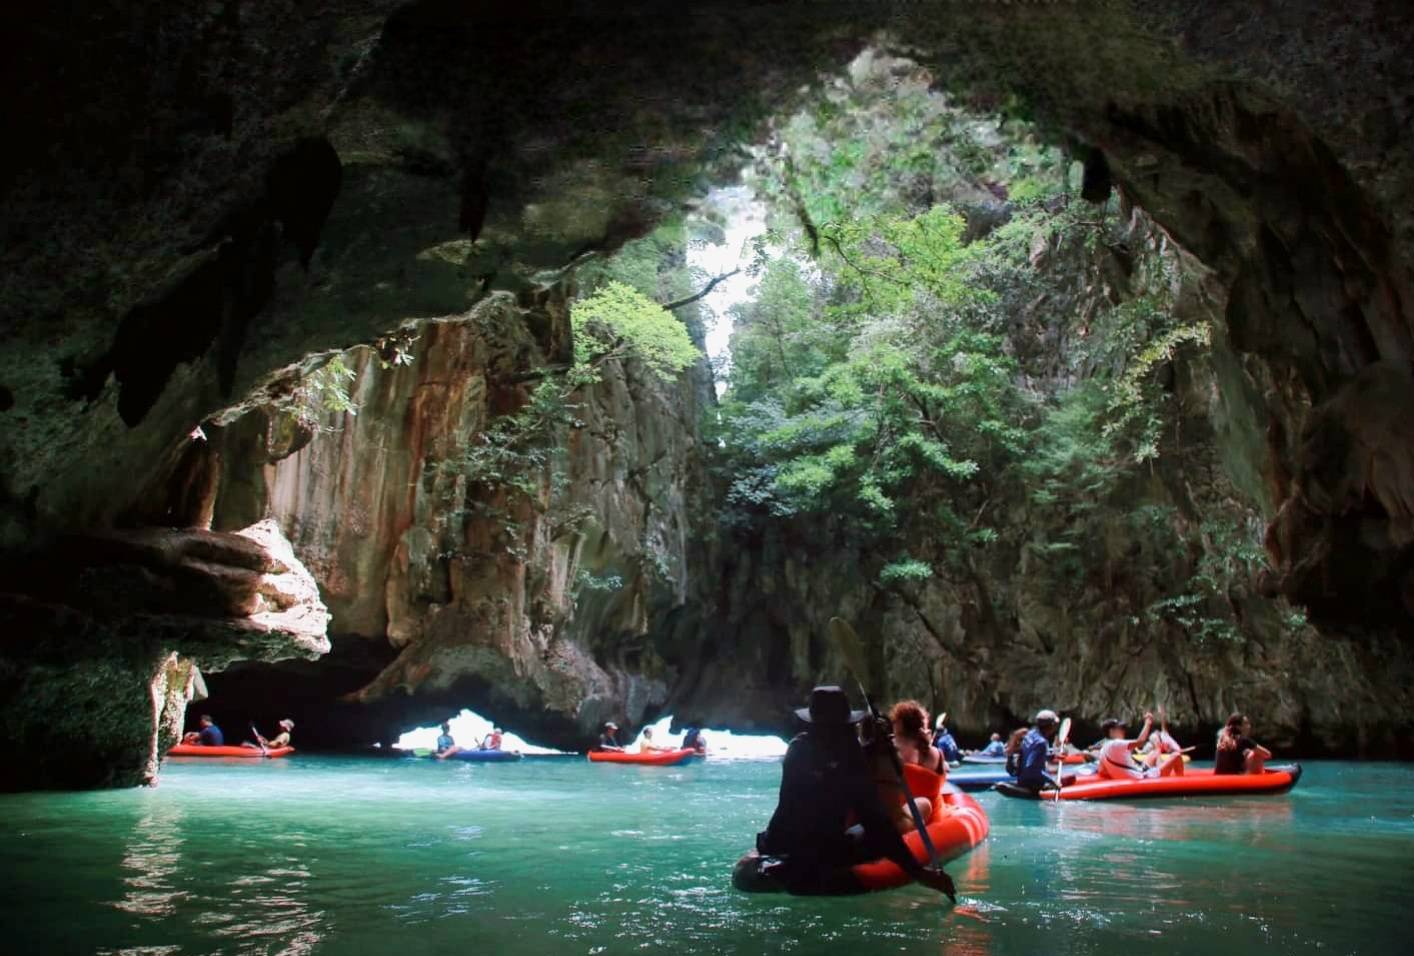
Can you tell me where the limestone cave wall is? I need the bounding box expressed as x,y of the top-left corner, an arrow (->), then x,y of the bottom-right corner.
2,1 -> 1413,782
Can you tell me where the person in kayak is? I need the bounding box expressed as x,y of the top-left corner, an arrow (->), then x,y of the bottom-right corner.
976,733 -> 1006,758
595,722 -> 625,752
931,716 -> 961,764
1138,713 -> 1183,768
244,718 -> 294,750
480,727 -> 504,750
754,686 -> 956,900
1013,710 -> 1060,791
1094,714 -> 1184,780
638,727 -> 668,753
885,700 -> 947,830
1003,726 -> 1029,776
682,727 -> 706,753
1214,713 -> 1272,774
433,722 -> 462,760
182,714 -> 224,746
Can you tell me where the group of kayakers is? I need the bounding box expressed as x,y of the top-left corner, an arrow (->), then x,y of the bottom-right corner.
592,721 -> 709,755
744,684 -> 1282,897
432,722 -> 506,760
180,714 -> 294,750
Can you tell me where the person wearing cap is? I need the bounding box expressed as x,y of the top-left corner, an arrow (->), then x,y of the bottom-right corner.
752,686 -> 956,899
1095,713 -> 1184,780
480,726 -> 504,751
1014,710 -> 1061,791
931,715 -> 961,764
595,721 -> 624,752
244,718 -> 294,750
433,722 -> 461,759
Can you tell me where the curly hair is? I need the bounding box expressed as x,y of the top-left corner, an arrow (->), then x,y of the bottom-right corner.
889,700 -> 932,752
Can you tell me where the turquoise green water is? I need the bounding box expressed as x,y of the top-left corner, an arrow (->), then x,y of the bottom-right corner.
2,758 -> 1409,955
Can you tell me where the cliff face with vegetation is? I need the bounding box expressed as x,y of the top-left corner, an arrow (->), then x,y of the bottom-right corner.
203,285 -> 715,747
2,1 -> 1413,784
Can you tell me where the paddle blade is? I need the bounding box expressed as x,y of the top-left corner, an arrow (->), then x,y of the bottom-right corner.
1057,717 -> 1072,748
827,617 -> 869,683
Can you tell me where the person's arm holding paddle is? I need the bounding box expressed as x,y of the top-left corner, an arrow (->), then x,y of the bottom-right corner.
828,619 -> 956,902
847,767 -> 956,901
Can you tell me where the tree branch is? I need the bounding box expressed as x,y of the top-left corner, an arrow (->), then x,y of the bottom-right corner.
662,268 -> 742,311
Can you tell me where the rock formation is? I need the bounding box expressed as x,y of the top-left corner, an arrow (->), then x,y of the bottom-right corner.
0,520 -> 328,789
2,1 -> 1413,783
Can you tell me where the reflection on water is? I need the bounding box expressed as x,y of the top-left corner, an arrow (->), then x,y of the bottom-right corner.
103,799 -> 324,956
112,804 -> 187,918
4,759 -> 1410,955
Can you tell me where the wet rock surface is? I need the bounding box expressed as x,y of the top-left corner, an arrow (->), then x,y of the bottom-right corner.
0,521 -> 328,790
2,2 -> 1413,781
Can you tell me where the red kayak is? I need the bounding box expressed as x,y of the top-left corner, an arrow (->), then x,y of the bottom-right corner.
996,764 -> 1302,801
733,764 -> 989,894
587,748 -> 700,766
167,744 -> 295,758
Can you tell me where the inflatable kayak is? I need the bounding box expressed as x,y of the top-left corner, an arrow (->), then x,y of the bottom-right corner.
950,765 -> 1096,792
732,764 -> 989,895
588,748 -> 700,766
435,749 -> 522,763
167,744 -> 294,758
994,763 -> 1302,801
963,752 -> 1088,766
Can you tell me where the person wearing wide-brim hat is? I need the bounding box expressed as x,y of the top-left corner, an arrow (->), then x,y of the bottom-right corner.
741,686 -> 955,899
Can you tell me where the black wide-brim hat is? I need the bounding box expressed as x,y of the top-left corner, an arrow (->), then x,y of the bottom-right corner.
795,685 -> 869,725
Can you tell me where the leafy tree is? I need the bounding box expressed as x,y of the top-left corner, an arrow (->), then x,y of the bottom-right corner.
570,281 -> 701,384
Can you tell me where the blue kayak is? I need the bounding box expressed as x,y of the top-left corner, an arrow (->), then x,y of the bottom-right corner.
949,766 -> 1097,792
435,749 -> 522,763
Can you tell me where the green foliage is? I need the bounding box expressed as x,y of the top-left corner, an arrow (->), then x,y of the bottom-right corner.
879,558 -> 934,585
575,569 -> 624,593
571,281 -> 701,383
303,354 -> 359,418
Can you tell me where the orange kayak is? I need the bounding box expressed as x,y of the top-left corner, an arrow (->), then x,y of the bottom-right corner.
168,744 -> 295,758
996,764 -> 1302,801
587,748 -> 700,766
733,764 -> 989,894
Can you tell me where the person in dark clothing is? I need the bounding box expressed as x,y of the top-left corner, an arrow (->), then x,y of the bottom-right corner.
682,727 -> 705,753
1214,713 -> 1271,774
183,714 -> 224,747
595,722 -> 624,752
752,686 -> 955,899
1013,709 -> 1060,791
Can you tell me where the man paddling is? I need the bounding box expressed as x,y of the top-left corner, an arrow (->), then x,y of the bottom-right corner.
1013,709 -> 1061,792
753,686 -> 956,899
1094,713 -> 1184,780
931,716 -> 961,764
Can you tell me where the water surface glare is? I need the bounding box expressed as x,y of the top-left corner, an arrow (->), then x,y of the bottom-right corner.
2,758 -> 1409,954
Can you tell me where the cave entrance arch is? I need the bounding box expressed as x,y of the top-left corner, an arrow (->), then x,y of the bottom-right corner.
4,0 -> 1412,786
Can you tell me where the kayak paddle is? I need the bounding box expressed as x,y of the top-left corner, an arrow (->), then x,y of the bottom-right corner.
828,617 -> 950,898
1051,716 -> 1072,800
250,722 -> 269,757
